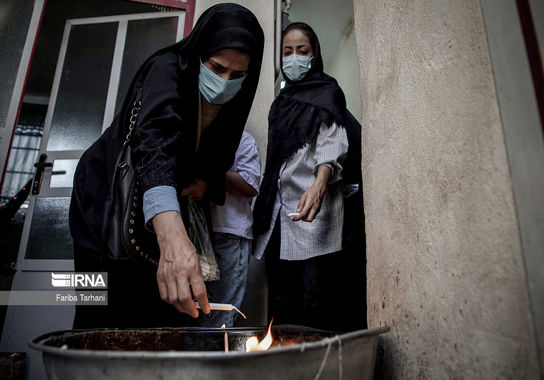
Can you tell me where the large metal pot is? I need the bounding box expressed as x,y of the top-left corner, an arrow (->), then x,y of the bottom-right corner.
30,325 -> 389,380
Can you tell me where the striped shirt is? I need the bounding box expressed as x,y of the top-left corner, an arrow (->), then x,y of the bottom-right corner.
253,122 -> 348,261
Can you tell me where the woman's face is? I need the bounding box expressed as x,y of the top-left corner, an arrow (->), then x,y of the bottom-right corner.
202,48 -> 250,80
282,29 -> 313,58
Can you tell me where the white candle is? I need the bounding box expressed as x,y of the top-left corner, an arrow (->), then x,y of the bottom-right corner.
222,324 -> 228,352
195,302 -> 247,319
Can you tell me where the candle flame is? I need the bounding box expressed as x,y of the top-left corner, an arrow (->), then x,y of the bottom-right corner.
245,319 -> 273,352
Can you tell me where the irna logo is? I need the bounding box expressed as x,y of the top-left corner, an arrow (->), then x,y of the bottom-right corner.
51,273 -> 107,288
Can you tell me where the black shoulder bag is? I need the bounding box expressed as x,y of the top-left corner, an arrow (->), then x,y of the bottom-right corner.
100,89 -> 220,281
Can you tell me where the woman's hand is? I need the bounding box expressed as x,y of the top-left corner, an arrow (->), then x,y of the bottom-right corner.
293,165 -> 331,222
152,210 -> 210,317
180,178 -> 207,201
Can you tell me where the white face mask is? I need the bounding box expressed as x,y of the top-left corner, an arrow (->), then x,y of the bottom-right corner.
198,61 -> 246,104
282,54 -> 313,81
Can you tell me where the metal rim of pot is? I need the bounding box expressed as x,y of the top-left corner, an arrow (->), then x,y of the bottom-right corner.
29,326 -> 390,359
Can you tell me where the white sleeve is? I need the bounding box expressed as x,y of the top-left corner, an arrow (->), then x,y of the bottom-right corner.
313,122 -> 348,184
232,133 -> 261,193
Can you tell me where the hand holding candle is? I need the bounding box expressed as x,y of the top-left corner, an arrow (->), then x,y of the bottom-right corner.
194,302 -> 247,319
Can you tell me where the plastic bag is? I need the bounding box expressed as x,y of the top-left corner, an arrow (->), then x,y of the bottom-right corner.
185,198 -> 220,281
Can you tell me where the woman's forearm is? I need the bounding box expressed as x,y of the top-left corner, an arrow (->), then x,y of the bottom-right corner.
152,211 -> 192,249
293,165 -> 331,222
313,164 -> 331,192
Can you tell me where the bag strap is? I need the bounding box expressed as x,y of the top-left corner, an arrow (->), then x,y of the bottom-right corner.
100,88 -> 143,263
124,88 -> 143,146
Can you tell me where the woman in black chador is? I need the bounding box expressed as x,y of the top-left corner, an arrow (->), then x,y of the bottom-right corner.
253,22 -> 366,332
69,3 -> 264,328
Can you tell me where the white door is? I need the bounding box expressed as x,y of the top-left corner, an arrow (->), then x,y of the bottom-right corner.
1,11 -> 186,380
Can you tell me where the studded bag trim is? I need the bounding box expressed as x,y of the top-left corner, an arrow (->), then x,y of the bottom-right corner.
100,88 -> 159,272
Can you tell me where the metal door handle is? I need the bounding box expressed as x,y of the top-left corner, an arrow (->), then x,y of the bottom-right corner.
32,153 -> 53,195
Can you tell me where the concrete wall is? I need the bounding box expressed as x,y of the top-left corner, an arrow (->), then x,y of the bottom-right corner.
327,17 -> 362,122
352,0 -> 541,378
194,0 -> 275,327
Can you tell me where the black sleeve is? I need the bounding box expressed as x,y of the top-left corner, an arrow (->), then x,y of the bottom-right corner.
131,53 -> 196,194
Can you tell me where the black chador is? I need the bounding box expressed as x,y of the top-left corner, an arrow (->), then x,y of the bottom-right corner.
69,3 -> 264,328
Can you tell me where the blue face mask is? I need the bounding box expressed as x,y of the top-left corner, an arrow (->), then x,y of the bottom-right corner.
282,54 -> 313,81
198,61 -> 246,104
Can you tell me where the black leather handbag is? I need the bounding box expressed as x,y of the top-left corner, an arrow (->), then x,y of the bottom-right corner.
100,88 -> 156,270
100,89 -> 219,280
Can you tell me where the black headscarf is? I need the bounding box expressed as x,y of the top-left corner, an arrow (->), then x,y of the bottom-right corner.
70,3 -> 264,256
253,22 -> 350,235
126,3 -> 265,197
